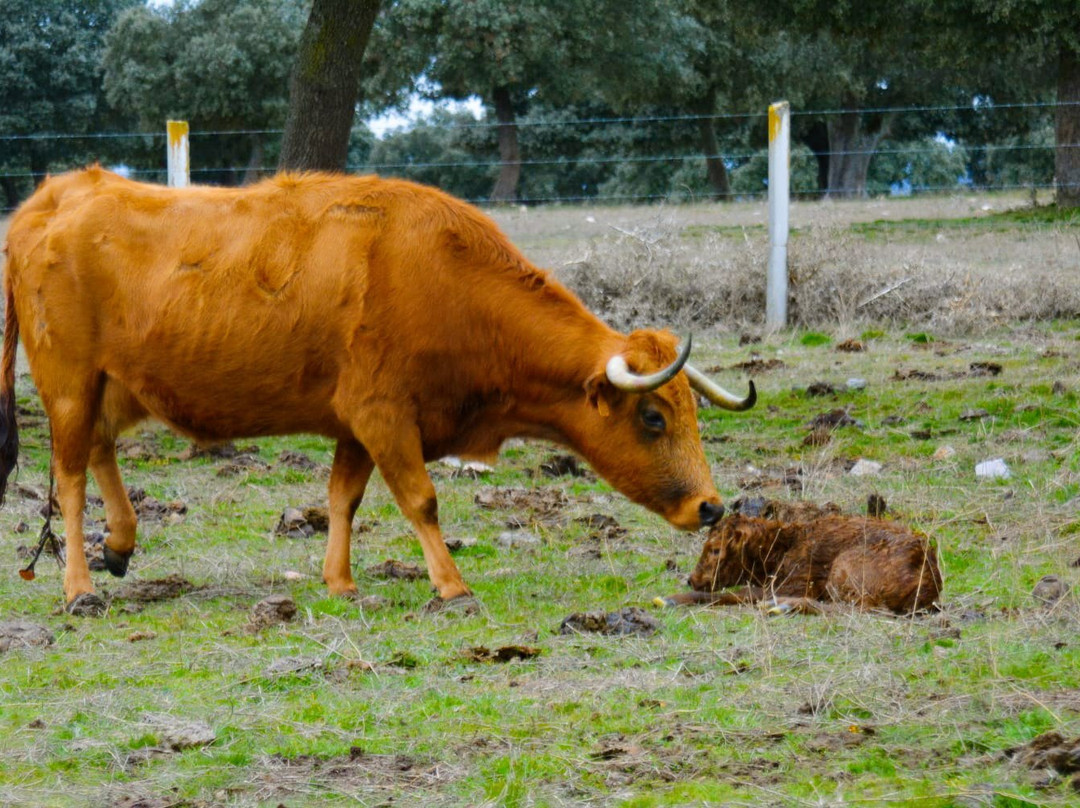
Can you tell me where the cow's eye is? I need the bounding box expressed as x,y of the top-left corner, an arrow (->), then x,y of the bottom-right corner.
641,408 -> 666,433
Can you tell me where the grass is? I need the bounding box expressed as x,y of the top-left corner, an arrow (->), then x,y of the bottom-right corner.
2,195 -> 1080,806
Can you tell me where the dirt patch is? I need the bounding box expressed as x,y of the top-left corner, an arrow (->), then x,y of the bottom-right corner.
277,449 -> 322,471
464,645 -> 542,663
127,488 -> 187,524
475,486 -> 570,526
724,357 -> 785,375
275,505 -> 330,538
736,466 -> 805,494
539,453 -> 592,479
248,595 -> 297,630
575,513 -> 628,541
366,559 -> 425,581
139,712 -> 216,751
178,441 -> 259,461
215,453 -> 270,476
1006,732 -> 1080,790
836,338 -> 866,352
559,607 -> 659,636
253,747 -> 461,801
0,620 -> 53,653
114,574 -> 201,603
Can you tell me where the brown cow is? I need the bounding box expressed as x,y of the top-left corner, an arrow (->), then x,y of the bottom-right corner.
658,513 -> 942,614
1,168 -> 755,613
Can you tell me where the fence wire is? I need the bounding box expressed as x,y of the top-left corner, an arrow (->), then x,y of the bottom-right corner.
1,100 -> 1075,213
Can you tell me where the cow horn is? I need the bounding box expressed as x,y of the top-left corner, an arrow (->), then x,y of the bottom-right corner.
684,364 -> 757,411
605,335 -> 693,392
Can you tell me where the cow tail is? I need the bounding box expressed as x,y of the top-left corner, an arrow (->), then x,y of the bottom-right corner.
0,277 -> 20,506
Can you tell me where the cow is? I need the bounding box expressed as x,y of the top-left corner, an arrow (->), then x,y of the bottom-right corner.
657,513 -> 942,615
1,167 -> 755,614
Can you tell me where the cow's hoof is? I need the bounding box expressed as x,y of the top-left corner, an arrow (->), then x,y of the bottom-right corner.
103,546 -> 131,578
424,594 -> 479,615
66,593 -> 108,617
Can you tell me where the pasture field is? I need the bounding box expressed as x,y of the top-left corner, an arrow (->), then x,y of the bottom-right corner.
1,194 -> 1080,807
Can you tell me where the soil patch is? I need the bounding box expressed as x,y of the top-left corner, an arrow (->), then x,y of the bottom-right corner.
179,441 -> 259,461
559,607 -> 659,636
114,574 -> 202,603
0,620 -> 53,653
275,505 -> 330,538
127,488 -> 187,523
248,594 -> 297,630
575,513 -> 627,541
464,645 -> 542,663
366,559 -> 425,581
475,486 -> 570,526
539,453 -> 593,479
253,747 -> 461,801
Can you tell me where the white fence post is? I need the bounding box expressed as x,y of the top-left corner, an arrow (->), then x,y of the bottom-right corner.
166,120 -> 189,188
766,101 -> 790,328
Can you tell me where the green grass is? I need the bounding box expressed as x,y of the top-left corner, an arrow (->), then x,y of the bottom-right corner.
1,321 -> 1079,804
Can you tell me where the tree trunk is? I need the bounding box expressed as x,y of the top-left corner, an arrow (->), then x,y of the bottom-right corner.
802,121 -> 830,197
29,145 -> 49,189
279,0 -> 380,173
490,85 -> 521,203
1056,45 -> 1080,208
1,176 -> 20,211
825,111 -> 892,198
243,135 -> 265,185
697,116 -> 730,200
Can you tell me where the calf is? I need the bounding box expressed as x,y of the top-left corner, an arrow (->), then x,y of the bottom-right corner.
659,513 -> 942,614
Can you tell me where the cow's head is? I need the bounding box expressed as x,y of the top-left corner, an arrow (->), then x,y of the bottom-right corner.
577,330 -> 755,531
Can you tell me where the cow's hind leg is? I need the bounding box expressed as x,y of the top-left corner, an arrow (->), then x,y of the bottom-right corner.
323,438 -> 375,596
45,390 -> 102,613
90,438 -> 137,577
90,380 -> 148,577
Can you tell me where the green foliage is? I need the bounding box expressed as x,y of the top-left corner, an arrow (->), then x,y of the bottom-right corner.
868,137 -> 971,194
732,144 -> 821,197
799,332 -> 832,346
0,0 -> 140,203
101,0 -> 304,184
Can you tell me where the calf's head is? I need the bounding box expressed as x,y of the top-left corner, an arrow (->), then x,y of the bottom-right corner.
688,515 -> 784,591
577,330 -> 754,531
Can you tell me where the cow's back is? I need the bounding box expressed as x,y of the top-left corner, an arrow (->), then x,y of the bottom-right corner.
4,168 -> 570,444
5,170 -> 399,439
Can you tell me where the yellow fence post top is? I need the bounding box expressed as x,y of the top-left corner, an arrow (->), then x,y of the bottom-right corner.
768,101 -> 789,143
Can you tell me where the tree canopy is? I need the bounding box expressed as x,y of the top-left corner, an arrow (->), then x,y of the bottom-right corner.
1,0 -> 1076,207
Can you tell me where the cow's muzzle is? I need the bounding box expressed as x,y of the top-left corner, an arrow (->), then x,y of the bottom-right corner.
699,500 -> 725,527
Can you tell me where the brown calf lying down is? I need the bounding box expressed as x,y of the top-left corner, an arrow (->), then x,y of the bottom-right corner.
659,513 -> 942,614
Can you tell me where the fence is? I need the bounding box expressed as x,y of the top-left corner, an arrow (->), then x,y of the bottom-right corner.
0,99 -> 1072,213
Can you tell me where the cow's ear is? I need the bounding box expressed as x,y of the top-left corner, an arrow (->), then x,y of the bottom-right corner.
584,372 -> 613,418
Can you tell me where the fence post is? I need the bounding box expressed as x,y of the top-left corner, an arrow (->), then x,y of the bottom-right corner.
766,101 -> 790,328
166,120 -> 189,188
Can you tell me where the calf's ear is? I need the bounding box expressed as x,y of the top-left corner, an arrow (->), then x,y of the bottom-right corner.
584,372 -> 614,418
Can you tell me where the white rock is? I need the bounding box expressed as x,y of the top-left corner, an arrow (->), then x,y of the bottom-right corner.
846,378 -> 867,391
849,459 -> 882,476
976,458 -> 1011,479
283,570 -> 306,581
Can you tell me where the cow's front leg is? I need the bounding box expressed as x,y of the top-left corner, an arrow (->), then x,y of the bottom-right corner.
323,438 -> 375,596
357,418 -> 471,601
